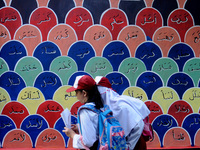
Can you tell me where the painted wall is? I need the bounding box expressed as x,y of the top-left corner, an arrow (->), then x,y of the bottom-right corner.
0,0 -> 200,149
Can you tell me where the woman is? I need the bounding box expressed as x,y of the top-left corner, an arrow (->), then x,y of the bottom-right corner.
62,75 -> 103,150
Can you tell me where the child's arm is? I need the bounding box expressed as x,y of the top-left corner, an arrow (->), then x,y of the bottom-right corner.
62,127 -> 76,138
71,124 -> 79,134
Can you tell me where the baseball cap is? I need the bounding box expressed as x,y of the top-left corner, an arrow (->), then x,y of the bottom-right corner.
95,76 -> 112,88
66,75 -> 96,92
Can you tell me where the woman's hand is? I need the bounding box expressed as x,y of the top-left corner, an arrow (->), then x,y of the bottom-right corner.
62,127 -> 76,138
71,124 -> 79,134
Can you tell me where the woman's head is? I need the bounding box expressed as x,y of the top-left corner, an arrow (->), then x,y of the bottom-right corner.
66,75 -> 103,109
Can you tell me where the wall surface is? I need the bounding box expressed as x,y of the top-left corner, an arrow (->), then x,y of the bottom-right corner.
0,0 -> 200,149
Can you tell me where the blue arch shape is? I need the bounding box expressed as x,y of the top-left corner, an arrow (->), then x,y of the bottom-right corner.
34,71 -> 62,100
0,115 -> 16,147
168,43 -> 195,72
136,71 -> 163,99
152,114 -> 178,147
105,72 -> 130,95
135,41 -> 162,71
68,41 -> 95,71
54,117 -> 69,147
54,116 -> 77,147
167,72 -> 194,99
67,71 -> 91,86
33,41 -> 61,71
20,114 -> 49,148
182,113 -> 200,146
102,41 -> 130,71
0,71 -> 26,100
0,40 -> 27,71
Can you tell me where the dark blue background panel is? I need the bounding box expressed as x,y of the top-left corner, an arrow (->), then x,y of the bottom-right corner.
48,0 -> 75,23
152,0 -> 178,26
83,0 -> 110,24
11,0 -> 37,24
119,0 -> 145,25
185,0 -> 200,25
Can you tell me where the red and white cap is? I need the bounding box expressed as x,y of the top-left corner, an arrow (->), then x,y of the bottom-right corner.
94,76 -> 112,88
66,75 -> 96,92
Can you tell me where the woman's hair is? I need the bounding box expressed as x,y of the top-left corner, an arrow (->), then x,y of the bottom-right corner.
79,84 -> 103,109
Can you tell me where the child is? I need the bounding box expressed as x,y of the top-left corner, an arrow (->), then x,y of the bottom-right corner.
95,76 -> 150,150
62,75 -> 103,149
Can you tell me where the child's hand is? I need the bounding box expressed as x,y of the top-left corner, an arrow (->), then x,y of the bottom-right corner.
62,127 -> 76,138
71,124 -> 79,134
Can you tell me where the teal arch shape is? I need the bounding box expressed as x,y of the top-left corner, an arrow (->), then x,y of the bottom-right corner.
84,56 -> 113,78
0,58 -> 9,76
183,58 -> 200,87
14,56 -> 43,86
118,57 -> 146,86
152,57 -> 179,86
50,56 -> 78,85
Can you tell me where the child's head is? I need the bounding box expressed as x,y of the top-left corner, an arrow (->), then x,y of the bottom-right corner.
95,76 -> 112,88
66,75 -> 103,109
66,75 -> 96,92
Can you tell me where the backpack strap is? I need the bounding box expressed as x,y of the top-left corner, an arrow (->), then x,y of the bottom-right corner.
102,109 -> 112,116
77,104 -> 101,150
77,104 -> 101,134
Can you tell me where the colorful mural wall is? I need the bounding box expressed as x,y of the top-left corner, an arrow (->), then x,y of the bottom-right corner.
0,0 -> 200,149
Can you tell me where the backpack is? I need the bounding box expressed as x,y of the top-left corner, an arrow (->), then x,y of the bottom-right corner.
77,104 -> 127,150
